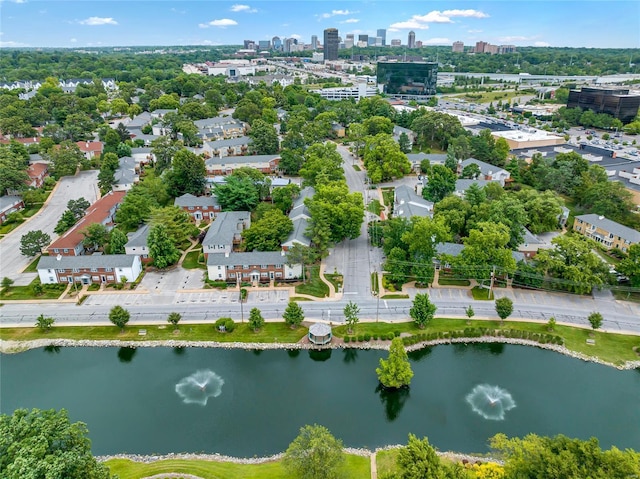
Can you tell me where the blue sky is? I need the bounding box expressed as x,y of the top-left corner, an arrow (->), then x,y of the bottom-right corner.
1,0 -> 638,49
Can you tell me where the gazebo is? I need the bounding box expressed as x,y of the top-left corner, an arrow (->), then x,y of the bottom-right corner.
308,323 -> 332,345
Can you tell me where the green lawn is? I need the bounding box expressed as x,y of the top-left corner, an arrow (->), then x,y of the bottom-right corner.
352,164 -> 361,171
613,290 -> 640,303
295,266 -> 329,298
0,278 -> 66,301
438,275 -> 471,287
325,273 -> 343,292
371,272 -> 379,295
367,199 -> 382,216
105,454 -> 370,479
377,449 -> 400,477
381,188 -> 394,208
183,249 -> 206,269
0,322 -> 308,344
381,294 -> 410,299
471,286 -> 493,300
23,255 -> 44,273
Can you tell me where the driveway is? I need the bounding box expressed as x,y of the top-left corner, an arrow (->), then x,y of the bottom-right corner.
0,171 -> 99,285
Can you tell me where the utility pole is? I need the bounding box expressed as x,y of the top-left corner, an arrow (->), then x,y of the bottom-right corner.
375,268 -> 380,323
489,265 -> 496,300
239,283 -> 244,323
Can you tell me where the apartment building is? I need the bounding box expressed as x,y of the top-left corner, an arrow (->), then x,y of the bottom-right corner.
573,214 -> 640,252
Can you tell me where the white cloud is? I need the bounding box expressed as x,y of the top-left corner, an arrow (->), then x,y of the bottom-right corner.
413,11 -> 453,23
340,18 -> 360,24
199,18 -> 238,28
468,29 -> 483,34
318,9 -> 358,19
70,38 -> 77,43
79,17 -> 118,26
390,9 -> 489,30
0,40 -> 29,47
290,33 -> 302,39
534,41 -> 550,47
230,4 -> 257,13
442,9 -> 489,18
422,37 -> 451,45
389,19 -> 430,30
171,7 -> 186,14
498,35 -> 530,42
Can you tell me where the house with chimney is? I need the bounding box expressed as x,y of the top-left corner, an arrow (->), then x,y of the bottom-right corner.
124,224 -> 152,262
282,186 -> 314,251
393,184 -> 433,220
458,158 -> 510,185
47,191 -> 126,256
76,141 -> 104,161
26,162 -> 49,188
201,211 -> 251,257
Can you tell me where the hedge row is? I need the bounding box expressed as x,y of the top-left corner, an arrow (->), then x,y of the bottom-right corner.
401,328 -> 564,346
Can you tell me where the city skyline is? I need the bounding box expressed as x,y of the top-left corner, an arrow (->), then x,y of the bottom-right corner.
0,0 -> 638,49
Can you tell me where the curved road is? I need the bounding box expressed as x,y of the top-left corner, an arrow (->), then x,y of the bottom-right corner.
0,171 -> 99,285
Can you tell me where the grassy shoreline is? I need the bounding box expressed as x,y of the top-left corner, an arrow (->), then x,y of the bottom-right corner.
1,318 -> 639,366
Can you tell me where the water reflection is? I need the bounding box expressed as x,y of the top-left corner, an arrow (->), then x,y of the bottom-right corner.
407,346 -> 432,362
43,345 -> 61,354
173,347 -> 186,356
376,384 -> 410,422
343,348 -> 358,364
309,349 -> 332,362
287,349 -> 300,358
117,347 -> 137,363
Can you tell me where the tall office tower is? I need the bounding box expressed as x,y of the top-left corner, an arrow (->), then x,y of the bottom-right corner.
258,40 -> 271,50
452,41 -> 464,53
272,36 -> 282,51
408,31 -> 416,48
377,28 -> 386,46
391,39 -> 401,46
377,62 -> 438,97
243,39 -> 255,50
345,33 -> 354,49
311,35 -> 318,49
323,28 -> 339,61
368,37 -> 376,46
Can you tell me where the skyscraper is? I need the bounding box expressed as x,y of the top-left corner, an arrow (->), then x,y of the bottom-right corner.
408,31 -> 416,48
345,33 -> 354,49
377,28 -> 386,46
452,41 -> 464,53
323,28 -> 339,61
311,35 -> 318,49
272,36 -> 282,51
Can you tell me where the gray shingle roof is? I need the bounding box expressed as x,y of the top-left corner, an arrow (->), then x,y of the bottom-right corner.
127,112 -> 151,129
407,153 -> 447,164
125,224 -> 150,248
205,136 -> 252,149
575,214 -> 640,243
174,193 -> 220,209
205,154 -> 278,166
38,254 -> 138,270
283,217 -> 310,246
435,242 -> 525,263
0,195 -> 23,212
394,185 -> 433,220
455,179 -> 499,193
206,251 -> 286,266
461,158 -> 506,176
202,211 -> 251,247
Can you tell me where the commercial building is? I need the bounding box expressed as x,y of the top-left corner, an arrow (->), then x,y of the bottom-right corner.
573,214 -> 640,252
311,35 -> 318,49
272,36 -> 282,51
452,41 -> 464,53
311,80 -> 379,101
391,39 -> 401,46
345,34 -> 354,49
567,87 -> 640,123
490,129 -> 565,150
258,40 -> 271,50
377,28 -> 386,46
408,31 -> 416,49
323,28 -> 339,61
376,62 -> 437,98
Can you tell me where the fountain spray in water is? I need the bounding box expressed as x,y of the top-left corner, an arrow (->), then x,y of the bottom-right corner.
465,384 -> 515,421
175,370 -> 224,406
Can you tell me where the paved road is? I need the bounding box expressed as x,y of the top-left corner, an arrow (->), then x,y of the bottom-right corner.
0,171 -> 99,285
1,287 -> 638,335
323,144 -> 373,297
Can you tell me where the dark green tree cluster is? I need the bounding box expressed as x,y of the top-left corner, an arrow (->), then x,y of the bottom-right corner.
54,197 -> 90,234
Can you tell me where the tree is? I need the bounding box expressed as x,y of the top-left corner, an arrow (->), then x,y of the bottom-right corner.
150,136 -> 181,174
422,164 -> 457,202
283,424 -> 345,479
243,209 -> 293,251
165,148 -> 206,197
167,312 -> 181,330
0,408 -> 112,479
343,300 -> 360,334
286,244 -> 318,284
362,134 -> 411,183
0,149 -> 29,196
398,131 -> 412,153
67,198 -> 91,220
81,223 -> 109,251
490,433 -> 640,479
465,305 -> 475,324
45,141 -> 84,178
19,230 -> 51,257
283,301 -> 304,329
457,222 -> 517,281
409,293 -> 437,329
272,183 -> 301,213
495,297 -> 514,322
109,228 -> 128,255
299,142 -> 344,187
149,206 -> 198,246
248,307 -> 265,332
54,209 -> 78,234
547,317 -> 556,332
147,224 -> 180,269
617,244 -> 640,287
397,434 -> 443,479
213,175 -> 260,211
109,305 -> 130,332
377,337 -> 414,389
248,118 -> 279,154
2,277 -> 14,290
35,314 -> 55,331
588,311 -> 603,332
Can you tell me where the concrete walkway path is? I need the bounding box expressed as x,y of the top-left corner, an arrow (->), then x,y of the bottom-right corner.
370,452 -> 378,479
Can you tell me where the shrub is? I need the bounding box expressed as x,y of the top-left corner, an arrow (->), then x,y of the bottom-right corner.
393,330 -> 401,337
372,334 -> 378,340
388,333 -> 395,340
357,335 -> 364,342
215,317 -> 235,332
364,333 -> 371,341
344,336 -> 350,343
